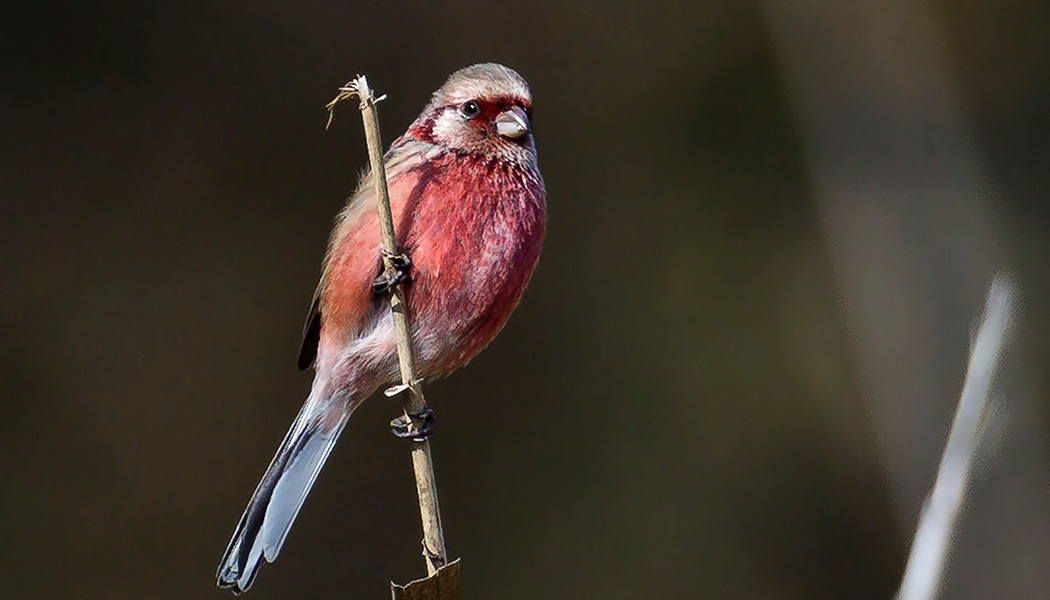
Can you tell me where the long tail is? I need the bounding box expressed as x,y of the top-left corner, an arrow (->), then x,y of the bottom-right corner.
216,385 -> 356,593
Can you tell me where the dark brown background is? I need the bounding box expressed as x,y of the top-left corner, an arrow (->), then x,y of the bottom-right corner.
2,1 -> 1049,599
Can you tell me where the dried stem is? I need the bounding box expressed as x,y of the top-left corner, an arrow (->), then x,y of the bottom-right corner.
327,75 -> 448,577
895,271 -> 1016,600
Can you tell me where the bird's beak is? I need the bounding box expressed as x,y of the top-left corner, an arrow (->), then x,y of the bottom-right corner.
494,106 -> 530,139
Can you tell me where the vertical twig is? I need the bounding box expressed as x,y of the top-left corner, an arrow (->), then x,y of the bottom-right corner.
895,271 -> 1016,600
327,75 -> 448,577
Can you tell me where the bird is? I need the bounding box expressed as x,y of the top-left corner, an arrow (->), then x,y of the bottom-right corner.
216,63 -> 547,593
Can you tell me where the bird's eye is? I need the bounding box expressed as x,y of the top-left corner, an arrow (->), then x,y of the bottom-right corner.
460,100 -> 481,118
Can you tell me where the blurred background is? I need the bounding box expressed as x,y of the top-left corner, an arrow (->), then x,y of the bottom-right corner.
2,1 -> 1048,598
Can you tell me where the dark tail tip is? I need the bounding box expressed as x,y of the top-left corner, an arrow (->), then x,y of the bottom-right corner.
217,574 -> 249,595
216,432 -> 296,594
217,551 -> 262,595
216,496 -> 271,594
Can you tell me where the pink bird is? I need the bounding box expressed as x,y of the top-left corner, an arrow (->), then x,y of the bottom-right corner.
216,63 -> 546,593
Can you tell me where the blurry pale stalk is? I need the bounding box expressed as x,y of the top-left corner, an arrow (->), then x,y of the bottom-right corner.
897,274 -> 1013,600
762,2 -> 1050,599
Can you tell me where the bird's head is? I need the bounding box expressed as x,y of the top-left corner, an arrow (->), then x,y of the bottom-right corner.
408,63 -> 536,166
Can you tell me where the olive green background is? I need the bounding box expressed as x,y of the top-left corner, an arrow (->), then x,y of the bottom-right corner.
2,1 -> 1048,599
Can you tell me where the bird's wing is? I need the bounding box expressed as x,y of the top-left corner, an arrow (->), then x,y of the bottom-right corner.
295,186 -> 378,371
296,147 -> 434,370
296,284 -> 324,371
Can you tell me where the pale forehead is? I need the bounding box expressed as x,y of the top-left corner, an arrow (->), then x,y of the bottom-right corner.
435,63 -> 531,105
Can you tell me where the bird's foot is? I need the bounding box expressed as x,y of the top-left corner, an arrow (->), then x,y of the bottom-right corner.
390,407 -> 436,442
372,252 -> 411,295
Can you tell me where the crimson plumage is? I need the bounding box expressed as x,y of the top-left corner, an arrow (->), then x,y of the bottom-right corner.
217,63 -> 546,593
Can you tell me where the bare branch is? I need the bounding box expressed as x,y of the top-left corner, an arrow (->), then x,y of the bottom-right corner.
327,75 -> 449,578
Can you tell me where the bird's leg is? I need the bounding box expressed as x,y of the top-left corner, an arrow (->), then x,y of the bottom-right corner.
390,406 -> 436,442
372,251 -> 412,295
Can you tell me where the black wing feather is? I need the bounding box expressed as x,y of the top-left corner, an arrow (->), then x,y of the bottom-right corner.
297,285 -> 322,371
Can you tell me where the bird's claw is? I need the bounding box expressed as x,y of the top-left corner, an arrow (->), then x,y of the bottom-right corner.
384,251 -> 412,270
390,407 -> 436,442
372,253 -> 412,295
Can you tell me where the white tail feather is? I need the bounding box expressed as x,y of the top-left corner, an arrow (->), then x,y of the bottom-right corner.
216,385 -> 356,593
